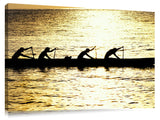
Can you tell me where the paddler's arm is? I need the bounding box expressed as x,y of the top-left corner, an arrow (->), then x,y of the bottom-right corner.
49,48 -> 56,52
45,54 -> 51,59
23,47 -> 32,51
86,53 -> 94,59
89,46 -> 96,51
117,46 -> 123,50
21,54 -> 34,59
114,53 -> 120,59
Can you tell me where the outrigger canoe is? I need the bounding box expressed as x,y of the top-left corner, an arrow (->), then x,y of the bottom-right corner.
5,58 -> 154,68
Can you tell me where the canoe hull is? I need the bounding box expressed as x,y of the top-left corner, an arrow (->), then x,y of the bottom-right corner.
5,58 -> 155,68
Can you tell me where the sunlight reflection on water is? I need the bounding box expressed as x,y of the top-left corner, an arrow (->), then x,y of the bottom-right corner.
6,67 -> 154,112
5,9 -> 154,112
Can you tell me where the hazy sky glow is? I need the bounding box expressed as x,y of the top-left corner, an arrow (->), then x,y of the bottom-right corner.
5,3 -> 80,9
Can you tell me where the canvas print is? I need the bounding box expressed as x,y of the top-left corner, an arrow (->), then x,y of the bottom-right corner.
5,4 -> 155,112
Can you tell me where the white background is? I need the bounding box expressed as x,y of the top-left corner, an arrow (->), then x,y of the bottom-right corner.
0,0 -> 160,120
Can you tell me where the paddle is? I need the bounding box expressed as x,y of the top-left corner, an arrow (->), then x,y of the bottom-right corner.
53,48 -> 56,59
121,46 -> 124,70
122,46 -> 124,59
92,46 -> 97,59
90,46 -> 96,59
31,47 -> 35,59
95,47 -> 97,59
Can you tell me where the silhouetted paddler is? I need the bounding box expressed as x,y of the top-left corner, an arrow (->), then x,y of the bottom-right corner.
78,47 -> 95,59
38,47 -> 56,59
104,47 -> 123,59
12,47 -> 33,59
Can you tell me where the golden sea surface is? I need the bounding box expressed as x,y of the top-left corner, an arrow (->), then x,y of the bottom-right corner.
5,9 -> 154,112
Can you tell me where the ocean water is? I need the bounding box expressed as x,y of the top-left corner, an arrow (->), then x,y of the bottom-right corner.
5,9 -> 155,112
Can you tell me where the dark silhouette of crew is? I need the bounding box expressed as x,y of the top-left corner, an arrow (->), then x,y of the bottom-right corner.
78,47 -> 95,59
104,47 -> 123,59
12,47 -> 33,59
38,47 -> 56,59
